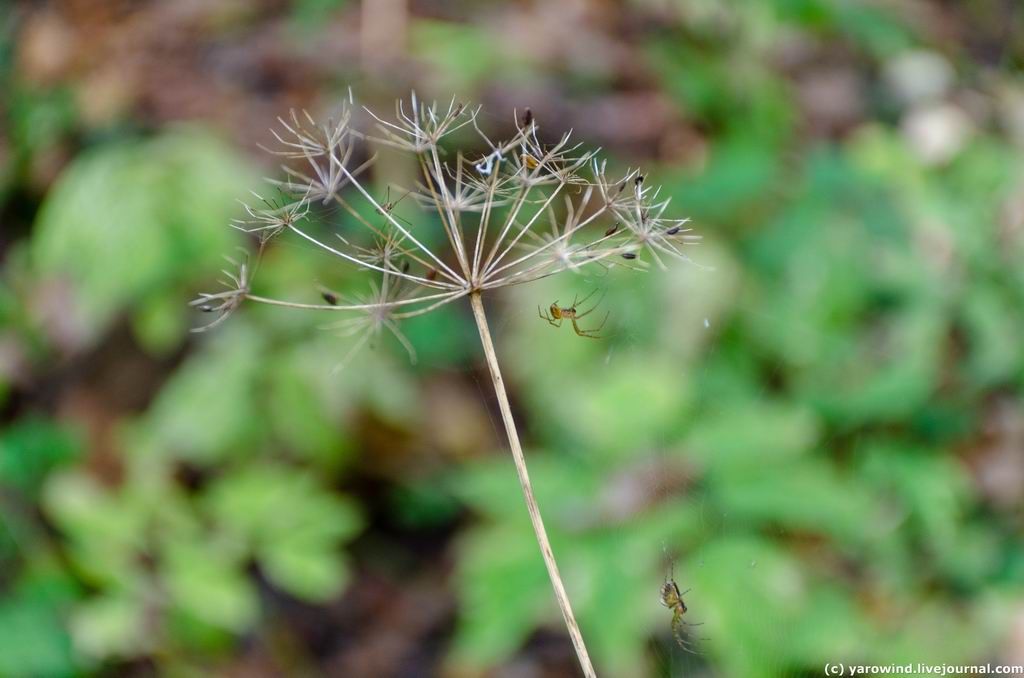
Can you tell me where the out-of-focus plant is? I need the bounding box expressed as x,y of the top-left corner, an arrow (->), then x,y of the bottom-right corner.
0,419 -> 82,677
5,1 -> 1023,675
439,34 -> 1024,678
444,136 -> 1022,676
33,322 -> 366,666
6,124 -> 372,670
31,128 -> 253,351
44,454 -> 361,660
193,93 -> 699,676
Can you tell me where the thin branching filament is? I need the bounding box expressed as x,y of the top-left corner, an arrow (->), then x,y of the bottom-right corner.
192,92 -> 699,364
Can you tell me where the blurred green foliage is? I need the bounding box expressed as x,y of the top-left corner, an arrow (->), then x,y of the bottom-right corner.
430,3 -> 1023,676
31,129 -> 254,350
1,0 -> 1023,676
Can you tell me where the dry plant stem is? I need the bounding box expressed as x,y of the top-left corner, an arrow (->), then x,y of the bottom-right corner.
194,98 -> 699,662
468,291 -> 597,678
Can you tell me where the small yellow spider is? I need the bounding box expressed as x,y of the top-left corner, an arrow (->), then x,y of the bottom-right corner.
537,290 -> 609,339
661,558 -> 704,654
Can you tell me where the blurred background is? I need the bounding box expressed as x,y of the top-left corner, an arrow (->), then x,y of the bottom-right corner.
2,1 -> 1024,676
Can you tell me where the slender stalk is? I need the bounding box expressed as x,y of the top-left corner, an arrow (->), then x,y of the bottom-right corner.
468,291 -> 596,678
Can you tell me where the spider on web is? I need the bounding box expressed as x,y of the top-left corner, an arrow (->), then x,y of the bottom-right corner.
660,551 -> 705,655
537,289 -> 609,338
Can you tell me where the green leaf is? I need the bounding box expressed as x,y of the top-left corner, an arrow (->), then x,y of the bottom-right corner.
685,401 -> 820,471
289,0 -> 348,30
451,523 -> 549,667
411,21 -> 522,93
206,463 -> 362,602
0,418 -> 79,497
689,536 -> 846,678
31,127 -> 252,343
132,288 -> 189,355
522,351 -> 691,460
857,442 -> 985,578
264,344 -> 353,469
961,286 -> 1022,386
69,593 -> 149,661
0,590 -> 77,677
139,324 -> 264,463
713,461 -> 879,544
163,540 -> 257,632
42,471 -> 148,587
261,542 -> 349,602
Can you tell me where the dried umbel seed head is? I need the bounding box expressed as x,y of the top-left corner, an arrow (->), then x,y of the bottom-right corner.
192,92 -> 700,362
189,251 -> 253,331
232,192 -> 310,243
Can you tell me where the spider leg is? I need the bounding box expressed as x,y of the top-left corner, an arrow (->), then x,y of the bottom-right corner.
676,637 -> 703,656
572,311 -> 609,338
671,613 -> 705,655
574,289 -> 607,319
575,287 -> 599,308
393,188 -> 412,208
571,315 -> 604,339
